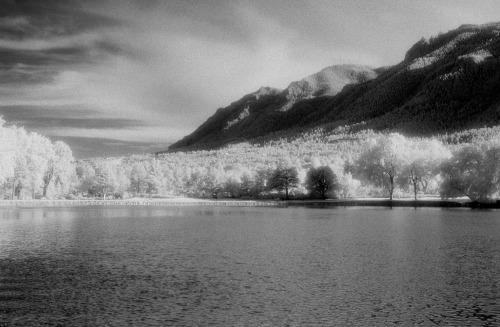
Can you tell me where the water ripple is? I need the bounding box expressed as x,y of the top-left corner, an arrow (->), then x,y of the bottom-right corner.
0,206 -> 499,326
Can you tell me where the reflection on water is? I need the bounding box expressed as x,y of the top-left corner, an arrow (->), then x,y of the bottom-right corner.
1,206 -> 499,326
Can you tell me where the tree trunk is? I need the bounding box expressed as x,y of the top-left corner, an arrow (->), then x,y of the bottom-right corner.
43,169 -> 53,198
408,171 -> 419,201
389,175 -> 394,201
285,186 -> 289,200
11,179 -> 15,200
16,185 -> 22,200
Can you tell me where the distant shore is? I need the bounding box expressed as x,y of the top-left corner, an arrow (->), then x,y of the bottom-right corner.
287,198 -> 500,208
1,197 -> 498,209
287,199 -> 464,208
0,198 -> 285,208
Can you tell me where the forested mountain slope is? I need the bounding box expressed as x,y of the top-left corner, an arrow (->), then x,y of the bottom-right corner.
168,65 -> 377,150
167,22 -> 500,152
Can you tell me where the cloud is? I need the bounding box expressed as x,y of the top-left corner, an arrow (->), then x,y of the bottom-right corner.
46,126 -> 186,144
83,1 -> 332,127
0,64 -> 57,85
1,0 -> 500,158
0,16 -> 31,31
0,32 -> 100,51
0,105 -> 148,130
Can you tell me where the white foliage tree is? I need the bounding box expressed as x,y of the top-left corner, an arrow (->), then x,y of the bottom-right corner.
355,134 -> 408,200
440,140 -> 500,202
398,138 -> 451,200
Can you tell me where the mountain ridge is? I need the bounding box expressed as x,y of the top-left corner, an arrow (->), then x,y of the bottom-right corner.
166,22 -> 500,152
279,64 -> 378,111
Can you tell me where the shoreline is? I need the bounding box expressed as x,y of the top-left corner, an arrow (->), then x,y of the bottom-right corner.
0,198 -> 498,209
0,198 -> 286,208
286,199 -> 465,208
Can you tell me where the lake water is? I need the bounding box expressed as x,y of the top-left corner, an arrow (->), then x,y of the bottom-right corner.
0,206 -> 499,326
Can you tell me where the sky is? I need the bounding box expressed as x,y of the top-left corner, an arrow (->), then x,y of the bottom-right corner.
1,0 -> 500,158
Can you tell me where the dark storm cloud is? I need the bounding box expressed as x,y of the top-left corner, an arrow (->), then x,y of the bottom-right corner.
0,48 -> 88,67
0,64 -> 57,85
0,0 -> 121,39
0,105 -> 147,130
0,0 -> 128,83
0,40 -> 128,66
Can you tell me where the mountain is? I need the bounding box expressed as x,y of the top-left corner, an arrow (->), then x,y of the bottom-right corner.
279,64 -> 377,111
167,22 -> 500,152
168,65 -> 378,150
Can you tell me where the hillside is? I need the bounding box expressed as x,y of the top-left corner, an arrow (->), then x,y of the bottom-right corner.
167,65 -> 377,150
167,22 -> 500,152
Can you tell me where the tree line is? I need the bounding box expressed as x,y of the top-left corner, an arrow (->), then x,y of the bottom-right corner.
1,119 -> 499,203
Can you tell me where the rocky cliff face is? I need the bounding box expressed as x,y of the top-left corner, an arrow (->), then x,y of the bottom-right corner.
166,22 -> 500,152
280,65 -> 377,111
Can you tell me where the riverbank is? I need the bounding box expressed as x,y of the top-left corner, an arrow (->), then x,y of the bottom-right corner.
1,197 -> 498,208
287,199 -> 465,208
289,198 -> 500,208
0,198 -> 285,208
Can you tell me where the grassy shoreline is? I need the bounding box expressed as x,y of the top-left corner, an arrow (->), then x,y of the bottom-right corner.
1,198 -> 498,208
0,198 -> 286,208
287,199 -> 464,208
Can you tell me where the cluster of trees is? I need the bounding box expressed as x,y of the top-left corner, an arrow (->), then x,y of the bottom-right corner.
354,134 -> 451,200
75,130 -> 367,200
440,141 -> 500,202
1,117 -> 498,203
72,132 -> 499,203
0,119 -> 75,199
353,134 -> 500,202
440,126 -> 500,145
